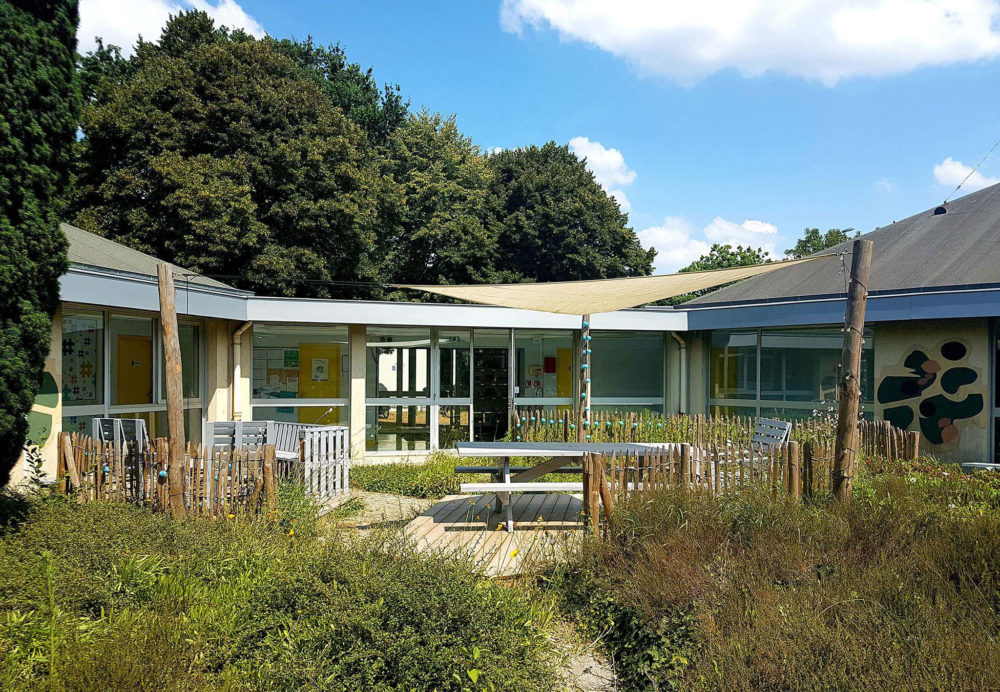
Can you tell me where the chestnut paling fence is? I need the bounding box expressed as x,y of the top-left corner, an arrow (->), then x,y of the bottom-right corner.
512,411 -> 921,529
55,432 -> 319,516
511,408 -> 920,461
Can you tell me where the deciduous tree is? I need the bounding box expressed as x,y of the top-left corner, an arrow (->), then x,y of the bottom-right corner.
378,111 -> 495,293
72,13 -> 385,297
785,227 -> 857,258
485,142 -> 655,282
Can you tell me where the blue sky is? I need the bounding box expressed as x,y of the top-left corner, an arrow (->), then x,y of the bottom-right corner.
79,0 -> 1000,272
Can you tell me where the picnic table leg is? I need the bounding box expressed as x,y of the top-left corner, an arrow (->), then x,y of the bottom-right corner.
502,457 -> 514,531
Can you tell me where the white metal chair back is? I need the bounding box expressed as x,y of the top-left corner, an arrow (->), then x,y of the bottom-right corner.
751,418 -> 791,448
93,417 -> 149,452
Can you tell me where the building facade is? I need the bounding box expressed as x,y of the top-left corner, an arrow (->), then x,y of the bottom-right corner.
21,184 -> 1000,479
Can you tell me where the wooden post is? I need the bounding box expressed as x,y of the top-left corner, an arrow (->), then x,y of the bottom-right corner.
263,444 -> 277,518
908,430 -> 920,460
680,444 -> 691,491
157,263 -> 187,518
587,453 -> 601,535
788,441 -> 801,499
60,432 -> 81,491
833,239 -> 873,503
803,441 -> 814,497
596,454 -> 615,529
155,437 -> 168,512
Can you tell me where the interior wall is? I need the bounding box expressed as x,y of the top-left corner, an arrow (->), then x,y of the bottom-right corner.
874,319 -> 990,462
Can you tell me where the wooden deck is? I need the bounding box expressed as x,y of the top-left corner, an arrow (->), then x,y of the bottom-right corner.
403,493 -> 584,577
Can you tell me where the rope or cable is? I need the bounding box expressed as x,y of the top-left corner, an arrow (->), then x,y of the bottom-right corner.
943,136 -> 1000,204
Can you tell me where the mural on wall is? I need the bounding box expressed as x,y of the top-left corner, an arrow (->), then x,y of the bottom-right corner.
22,371 -> 59,478
877,340 -> 983,446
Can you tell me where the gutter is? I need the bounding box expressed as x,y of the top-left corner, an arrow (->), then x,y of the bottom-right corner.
671,331 -> 687,415
232,321 -> 253,420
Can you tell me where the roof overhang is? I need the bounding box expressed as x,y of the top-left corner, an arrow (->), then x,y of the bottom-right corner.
246,296 -> 687,331
684,285 -> 1000,330
61,264 -> 250,320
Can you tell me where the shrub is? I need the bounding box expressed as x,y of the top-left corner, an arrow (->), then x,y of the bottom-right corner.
351,451 -> 471,498
546,461 -> 1000,691
0,490 -> 559,690
0,0 -> 79,483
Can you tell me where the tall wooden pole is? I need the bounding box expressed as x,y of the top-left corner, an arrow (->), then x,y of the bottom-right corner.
579,314 -> 594,530
578,314 -> 592,443
832,239 -> 873,503
157,263 -> 187,518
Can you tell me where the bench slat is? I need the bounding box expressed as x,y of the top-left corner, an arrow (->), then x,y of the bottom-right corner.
454,466 -> 583,474
460,482 -> 581,493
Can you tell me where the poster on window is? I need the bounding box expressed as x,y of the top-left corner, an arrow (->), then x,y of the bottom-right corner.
62,315 -> 101,403
310,358 -> 329,382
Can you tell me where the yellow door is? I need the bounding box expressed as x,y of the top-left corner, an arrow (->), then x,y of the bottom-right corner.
556,347 -> 574,414
116,335 -> 152,404
297,343 -> 342,424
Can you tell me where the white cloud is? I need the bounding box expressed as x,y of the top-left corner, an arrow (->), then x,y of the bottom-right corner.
637,217 -> 710,274
79,0 -> 264,55
568,136 -> 637,189
568,136 -> 636,213
638,215 -> 778,273
704,217 -> 779,255
501,0 -> 1000,85
933,156 -> 1000,194
876,178 -> 895,193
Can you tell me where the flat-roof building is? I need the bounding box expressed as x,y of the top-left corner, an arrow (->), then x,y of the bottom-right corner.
21,184 -> 1000,480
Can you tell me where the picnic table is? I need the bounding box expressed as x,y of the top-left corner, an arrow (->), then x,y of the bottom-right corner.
455,441 -> 680,531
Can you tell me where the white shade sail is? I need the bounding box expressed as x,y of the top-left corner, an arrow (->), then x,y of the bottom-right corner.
396,255 -> 835,315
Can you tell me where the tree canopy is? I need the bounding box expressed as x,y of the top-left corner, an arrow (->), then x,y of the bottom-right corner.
785,227 -> 857,258
70,11 -> 655,298
72,14 -> 386,297
378,111 -> 495,293
0,0 -> 80,481
485,143 -> 655,282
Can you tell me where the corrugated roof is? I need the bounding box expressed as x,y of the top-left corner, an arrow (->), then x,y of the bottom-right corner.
686,183 -> 1000,307
63,223 -> 238,291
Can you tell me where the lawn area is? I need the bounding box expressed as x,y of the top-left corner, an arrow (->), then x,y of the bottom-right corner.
543,456 -> 1000,690
0,484 -> 559,691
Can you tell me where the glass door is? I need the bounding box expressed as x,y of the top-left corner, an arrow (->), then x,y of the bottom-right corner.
473,329 -> 510,441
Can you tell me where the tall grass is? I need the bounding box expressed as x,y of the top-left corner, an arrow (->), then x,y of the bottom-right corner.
0,483 -> 559,690
546,457 -> 1000,691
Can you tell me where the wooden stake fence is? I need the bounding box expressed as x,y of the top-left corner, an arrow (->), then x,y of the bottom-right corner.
55,432 -> 280,517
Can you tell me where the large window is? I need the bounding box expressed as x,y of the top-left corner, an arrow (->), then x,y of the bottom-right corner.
252,324 -> 348,426
62,311 -> 104,407
364,328 -> 475,452
710,331 -> 757,400
160,324 -> 200,400
709,327 -> 874,418
61,309 -> 204,444
590,331 -> 664,411
365,327 -> 433,452
515,330 -> 574,406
